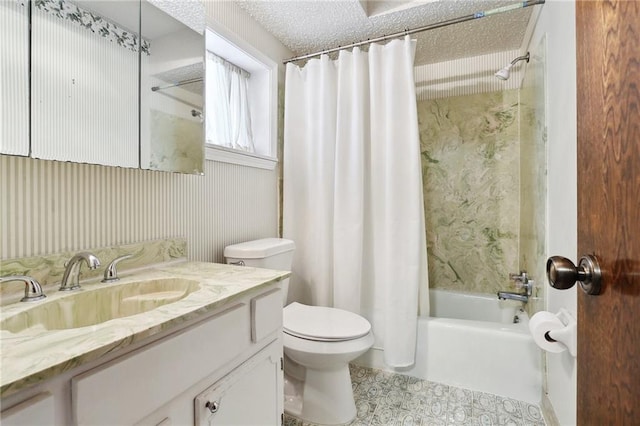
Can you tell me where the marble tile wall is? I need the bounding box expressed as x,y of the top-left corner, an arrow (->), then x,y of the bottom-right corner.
418,90 -> 521,294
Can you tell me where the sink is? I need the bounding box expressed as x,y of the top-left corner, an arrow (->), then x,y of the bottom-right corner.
0,278 -> 201,333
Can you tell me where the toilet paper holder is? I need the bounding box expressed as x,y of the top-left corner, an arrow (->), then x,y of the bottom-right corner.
545,309 -> 577,357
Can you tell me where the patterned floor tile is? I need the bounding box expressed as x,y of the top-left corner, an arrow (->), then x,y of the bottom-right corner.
496,396 -> 525,425
400,392 -> 426,412
474,409 -> 499,426
520,401 -> 545,425
284,365 -> 546,426
355,399 -> 377,421
473,391 -> 498,412
406,376 -> 430,395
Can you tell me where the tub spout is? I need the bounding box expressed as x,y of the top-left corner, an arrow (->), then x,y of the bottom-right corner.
497,291 -> 529,303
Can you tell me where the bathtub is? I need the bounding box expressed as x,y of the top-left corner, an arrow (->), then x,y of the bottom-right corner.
355,289 -> 542,403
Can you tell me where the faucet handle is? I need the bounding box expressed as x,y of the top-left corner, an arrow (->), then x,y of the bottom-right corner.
509,271 -> 528,283
0,275 -> 47,302
514,279 -> 534,296
102,254 -> 133,283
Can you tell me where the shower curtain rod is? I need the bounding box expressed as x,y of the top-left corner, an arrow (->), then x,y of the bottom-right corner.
283,0 -> 545,64
151,77 -> 203,92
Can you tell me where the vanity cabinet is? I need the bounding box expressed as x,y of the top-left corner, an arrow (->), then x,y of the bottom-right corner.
0,286 -> 284,426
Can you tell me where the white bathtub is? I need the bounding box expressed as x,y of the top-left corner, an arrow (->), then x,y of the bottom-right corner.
355,289 -> 542,403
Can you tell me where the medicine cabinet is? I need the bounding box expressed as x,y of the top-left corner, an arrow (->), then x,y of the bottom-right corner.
1,0 -> 204,174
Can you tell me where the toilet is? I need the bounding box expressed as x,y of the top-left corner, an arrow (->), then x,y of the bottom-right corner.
224,238 -> 374,425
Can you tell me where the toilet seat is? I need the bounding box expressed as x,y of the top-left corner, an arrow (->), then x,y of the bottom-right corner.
283,302 -> 371,342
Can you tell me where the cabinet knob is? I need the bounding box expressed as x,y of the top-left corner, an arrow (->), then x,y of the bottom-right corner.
205,400 -> 219,414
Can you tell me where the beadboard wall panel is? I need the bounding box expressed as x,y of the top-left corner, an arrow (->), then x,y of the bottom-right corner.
0,156 -> 278,263
415,49 -> 523,100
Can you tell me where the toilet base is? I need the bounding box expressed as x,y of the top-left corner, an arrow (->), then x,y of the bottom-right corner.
284,364 -> 356,425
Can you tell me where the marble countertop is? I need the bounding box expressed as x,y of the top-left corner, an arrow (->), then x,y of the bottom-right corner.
0,261 -> 290,397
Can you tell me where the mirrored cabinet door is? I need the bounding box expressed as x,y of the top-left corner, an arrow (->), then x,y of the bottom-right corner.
140,0 -> 204,174
1,0 -> 30,156
30,0 -> 140,168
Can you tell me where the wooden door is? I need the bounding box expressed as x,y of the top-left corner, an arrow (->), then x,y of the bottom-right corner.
576,0 -> 640,423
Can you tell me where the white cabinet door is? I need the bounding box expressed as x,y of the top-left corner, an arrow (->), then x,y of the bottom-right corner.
195,341 -> 283,426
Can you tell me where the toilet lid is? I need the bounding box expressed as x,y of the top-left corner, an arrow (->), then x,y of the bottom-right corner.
283,302 -> 371,342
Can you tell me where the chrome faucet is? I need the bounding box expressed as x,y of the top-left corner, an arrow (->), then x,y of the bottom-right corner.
497,291 -> 530,303
102,254 -> 133,283
0,275 -> 47,302
60,252 -> 101,291
497,271 -> 533,303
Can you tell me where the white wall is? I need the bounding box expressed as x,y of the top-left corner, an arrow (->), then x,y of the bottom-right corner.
526,1 -> 578,425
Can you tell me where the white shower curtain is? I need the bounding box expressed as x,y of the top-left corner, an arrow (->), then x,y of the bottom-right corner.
283,36 -> 428,367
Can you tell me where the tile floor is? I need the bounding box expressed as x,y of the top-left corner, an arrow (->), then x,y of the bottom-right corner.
284,364 -> 546,426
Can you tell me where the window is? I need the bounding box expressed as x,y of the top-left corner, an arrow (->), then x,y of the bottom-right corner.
204,25 -> 278,169
206,52 -> 255,152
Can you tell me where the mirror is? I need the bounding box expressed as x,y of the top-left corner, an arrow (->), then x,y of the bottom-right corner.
140,0 -> 204,174
0,0 -> 29,156
30,0 -> 140,167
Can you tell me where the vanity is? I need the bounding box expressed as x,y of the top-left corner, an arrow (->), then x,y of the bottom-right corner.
0,261 -> 289,425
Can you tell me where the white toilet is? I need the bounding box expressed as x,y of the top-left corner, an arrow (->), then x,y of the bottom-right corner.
224,238 -> 374,425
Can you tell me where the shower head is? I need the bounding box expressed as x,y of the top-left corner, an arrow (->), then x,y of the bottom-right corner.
495,52 -> 530,80
494,66 -> 512,80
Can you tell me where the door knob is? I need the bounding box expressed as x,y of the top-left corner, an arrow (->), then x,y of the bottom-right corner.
546,255 -> 602,295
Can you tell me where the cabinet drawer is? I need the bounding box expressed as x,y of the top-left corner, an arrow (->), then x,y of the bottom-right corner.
1,392 -> 54,426
73,303 -> 250,426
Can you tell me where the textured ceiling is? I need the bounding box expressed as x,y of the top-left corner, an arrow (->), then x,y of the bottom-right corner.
147,0 -> 205,35
235,0 -> 535,65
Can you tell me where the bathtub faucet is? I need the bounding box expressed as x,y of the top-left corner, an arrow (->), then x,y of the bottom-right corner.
497,291 -> 529,303
498,271 -> 533,303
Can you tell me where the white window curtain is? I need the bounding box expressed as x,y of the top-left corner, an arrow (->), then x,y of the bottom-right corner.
283,36 -> 429,368
205,51 -> 255,152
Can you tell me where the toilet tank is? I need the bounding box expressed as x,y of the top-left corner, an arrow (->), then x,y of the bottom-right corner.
224,238 -> 295,303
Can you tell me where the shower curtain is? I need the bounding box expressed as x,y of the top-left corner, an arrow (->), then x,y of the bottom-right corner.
283,36 -> 428,367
